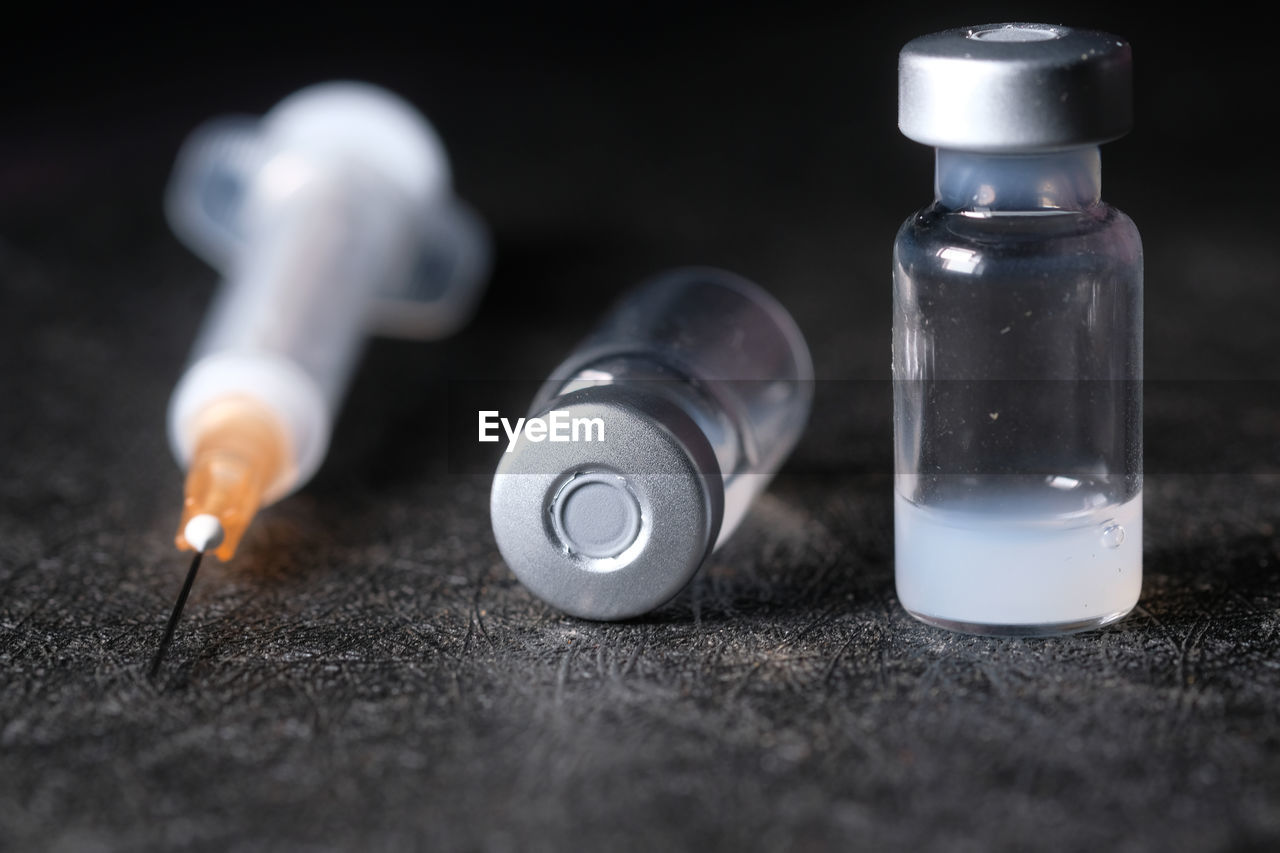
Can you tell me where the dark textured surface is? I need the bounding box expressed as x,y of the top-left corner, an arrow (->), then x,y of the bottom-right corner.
3,5 -> 1280,851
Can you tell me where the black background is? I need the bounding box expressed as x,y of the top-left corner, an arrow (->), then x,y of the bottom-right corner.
3,3 -> 1280,851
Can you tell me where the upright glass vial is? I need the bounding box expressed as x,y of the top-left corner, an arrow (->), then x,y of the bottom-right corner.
893,24 -> 1142,634
490,268 -> 813,620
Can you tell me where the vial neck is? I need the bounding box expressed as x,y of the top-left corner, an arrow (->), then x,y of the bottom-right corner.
934,147 -> 1101,212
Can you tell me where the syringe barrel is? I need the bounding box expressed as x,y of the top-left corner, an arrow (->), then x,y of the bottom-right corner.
169,164 -> 416,501
204,168 -> 416,409
166,83 -> 490,508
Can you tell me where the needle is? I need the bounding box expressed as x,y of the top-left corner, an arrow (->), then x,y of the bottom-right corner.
148,514 -> 224,678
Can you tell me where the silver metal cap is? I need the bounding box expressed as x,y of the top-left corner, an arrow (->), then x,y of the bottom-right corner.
490,385 -> 724,621
899,23 -> 1132,152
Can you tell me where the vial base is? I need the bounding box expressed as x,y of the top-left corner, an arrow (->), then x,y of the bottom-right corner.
894,491 -> 1142,633
904,607 -> 1134,638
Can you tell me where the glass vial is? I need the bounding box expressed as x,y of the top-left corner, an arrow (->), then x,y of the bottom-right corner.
893,24 -> 1143,635
490,268 -> 813,620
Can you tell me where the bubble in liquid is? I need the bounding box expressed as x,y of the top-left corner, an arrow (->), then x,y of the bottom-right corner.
1101,523 -> 1125,549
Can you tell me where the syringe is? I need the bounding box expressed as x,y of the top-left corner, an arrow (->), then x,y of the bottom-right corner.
148,83 -> 490,676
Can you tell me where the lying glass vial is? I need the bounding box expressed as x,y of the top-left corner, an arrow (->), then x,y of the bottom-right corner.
490,268 -> 813,620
